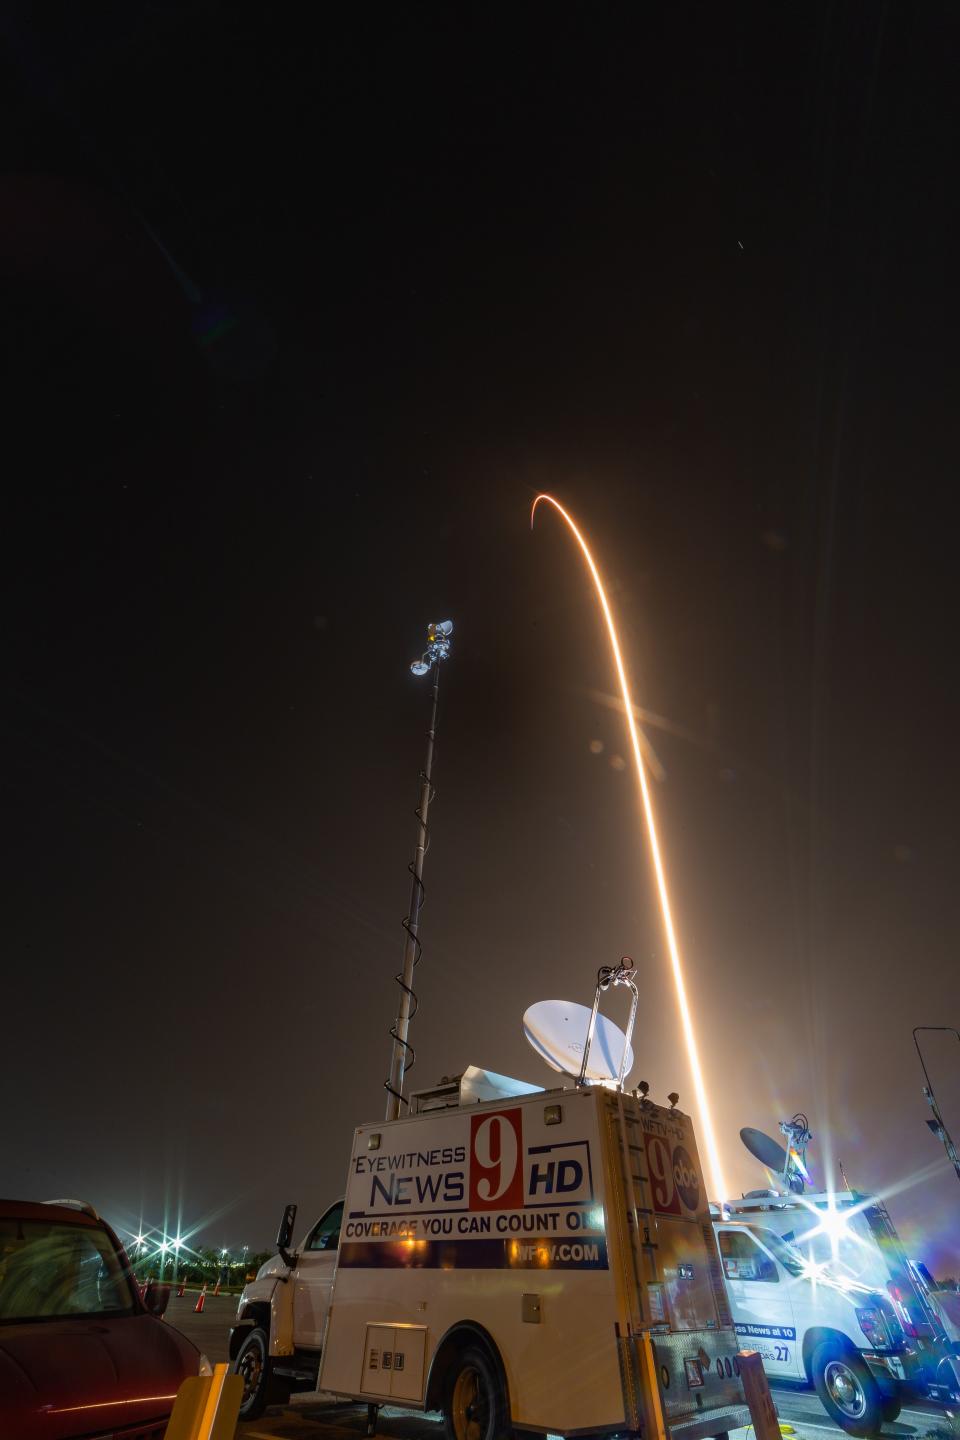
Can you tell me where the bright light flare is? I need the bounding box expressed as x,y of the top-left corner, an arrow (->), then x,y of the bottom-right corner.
532,493 -> 727,1201
789,1147 -> 810,1181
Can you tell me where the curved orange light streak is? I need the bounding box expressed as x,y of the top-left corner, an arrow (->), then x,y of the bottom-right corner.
532,492 -> 727,1201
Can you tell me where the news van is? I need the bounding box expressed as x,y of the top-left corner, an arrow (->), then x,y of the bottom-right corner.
713,1190 -> 960,1436
231,1071 -> 751,1440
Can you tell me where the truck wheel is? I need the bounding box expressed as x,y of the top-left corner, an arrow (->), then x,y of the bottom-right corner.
235,1326 -> 288,1420
812,1340 -> 884,1436
443,1344 -> 509,1440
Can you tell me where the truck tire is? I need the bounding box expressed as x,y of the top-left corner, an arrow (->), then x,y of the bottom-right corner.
880,1394 -> 902,1424
235,1325 -> 289,1420
811,1340 -> 884,1437
442,1343 -> 509,1440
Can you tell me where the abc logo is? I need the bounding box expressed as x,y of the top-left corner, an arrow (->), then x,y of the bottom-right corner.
672,1146 -> 700,1212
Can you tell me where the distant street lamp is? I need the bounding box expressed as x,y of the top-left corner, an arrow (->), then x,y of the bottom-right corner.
130,1233 -> 147,1278
914,1027 -> 960,1185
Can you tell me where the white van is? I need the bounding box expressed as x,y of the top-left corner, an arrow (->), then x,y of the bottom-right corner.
713,1191 -> 959,1435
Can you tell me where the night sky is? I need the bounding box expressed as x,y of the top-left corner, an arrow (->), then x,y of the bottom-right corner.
3,4 -> 959,1271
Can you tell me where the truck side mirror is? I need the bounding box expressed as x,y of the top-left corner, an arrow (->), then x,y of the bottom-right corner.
277,1202 -> 297,1251
142,1281 -> 171,1317
277,1203 -> 298,1267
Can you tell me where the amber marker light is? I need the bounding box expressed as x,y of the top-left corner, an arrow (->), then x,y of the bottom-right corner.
531,492 -> 727,1202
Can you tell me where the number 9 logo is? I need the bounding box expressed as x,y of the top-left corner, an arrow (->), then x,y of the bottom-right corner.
645,1135 -> 680,1214
469,1109 -> 523,1209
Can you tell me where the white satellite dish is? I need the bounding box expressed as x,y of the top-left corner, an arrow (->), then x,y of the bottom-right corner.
523,999 -> 634,1084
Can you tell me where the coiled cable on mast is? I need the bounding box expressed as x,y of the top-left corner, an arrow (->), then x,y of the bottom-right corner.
384,766 -> 435,1109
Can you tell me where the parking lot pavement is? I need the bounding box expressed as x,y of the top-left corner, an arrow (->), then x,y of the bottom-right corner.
231,1384 -> 949,1440
165,1290 -> 236,1362
237,1402 -> 443,1440
159,1305 -> 951,1440
761,1384 -> 946,1439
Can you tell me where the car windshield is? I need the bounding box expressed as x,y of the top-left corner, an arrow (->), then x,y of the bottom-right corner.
0,1218 -> 136,1323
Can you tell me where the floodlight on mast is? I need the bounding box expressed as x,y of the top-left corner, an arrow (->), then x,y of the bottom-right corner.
410,620 -> 453,676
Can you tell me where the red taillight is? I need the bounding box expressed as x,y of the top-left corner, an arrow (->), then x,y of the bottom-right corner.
856,1307 -> 890,1348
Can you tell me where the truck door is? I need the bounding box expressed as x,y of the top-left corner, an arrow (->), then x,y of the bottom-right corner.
292,1201 -> 343,1350
717,1227 -> 802,1379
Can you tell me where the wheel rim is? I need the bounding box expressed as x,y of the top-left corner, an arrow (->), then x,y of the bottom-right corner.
452,1365 -> 489,1440
237,1340 -> 263,1405
824,1359 -> 868,1420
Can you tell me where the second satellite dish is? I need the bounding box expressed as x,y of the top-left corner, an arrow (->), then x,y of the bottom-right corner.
523,999 -> 635,1084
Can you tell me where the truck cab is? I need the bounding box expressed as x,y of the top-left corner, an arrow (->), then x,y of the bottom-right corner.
230,1199 -> 343,1416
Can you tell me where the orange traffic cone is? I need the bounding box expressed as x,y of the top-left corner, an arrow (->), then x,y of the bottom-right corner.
213,1279 -> 221,1296
176,1279 -> 186,1298
194,1283 -> 207,1313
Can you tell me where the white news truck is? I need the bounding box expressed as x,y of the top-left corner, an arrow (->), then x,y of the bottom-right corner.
713,1190 -> 960,1436
231,1072 -> 751,1440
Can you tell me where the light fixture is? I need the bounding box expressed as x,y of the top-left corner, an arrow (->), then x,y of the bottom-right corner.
410,619 -> 453,676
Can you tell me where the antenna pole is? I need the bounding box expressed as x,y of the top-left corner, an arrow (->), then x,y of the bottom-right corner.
385,621 -> 453,1120
913,1027 -> 960,1186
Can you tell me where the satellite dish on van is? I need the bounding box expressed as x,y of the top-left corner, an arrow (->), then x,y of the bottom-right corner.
523,999 -> 634,1084
740,1126 -> 789,1174
741,1122 -> 810,1194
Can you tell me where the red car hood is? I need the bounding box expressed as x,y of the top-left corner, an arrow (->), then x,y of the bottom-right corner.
0,1314 -> 199,1439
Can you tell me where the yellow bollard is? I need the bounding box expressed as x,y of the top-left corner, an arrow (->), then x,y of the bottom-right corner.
636,1333 -> 669,1440
163,1363 -> 242,1440
738,1351 -> 781,1440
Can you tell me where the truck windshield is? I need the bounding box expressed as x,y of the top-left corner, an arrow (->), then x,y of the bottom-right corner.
0,1219 -> 136,1323
747,1226 -> 807,1278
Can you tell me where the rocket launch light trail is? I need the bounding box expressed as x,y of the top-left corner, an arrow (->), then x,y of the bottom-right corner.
532,493 -> 728,1202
